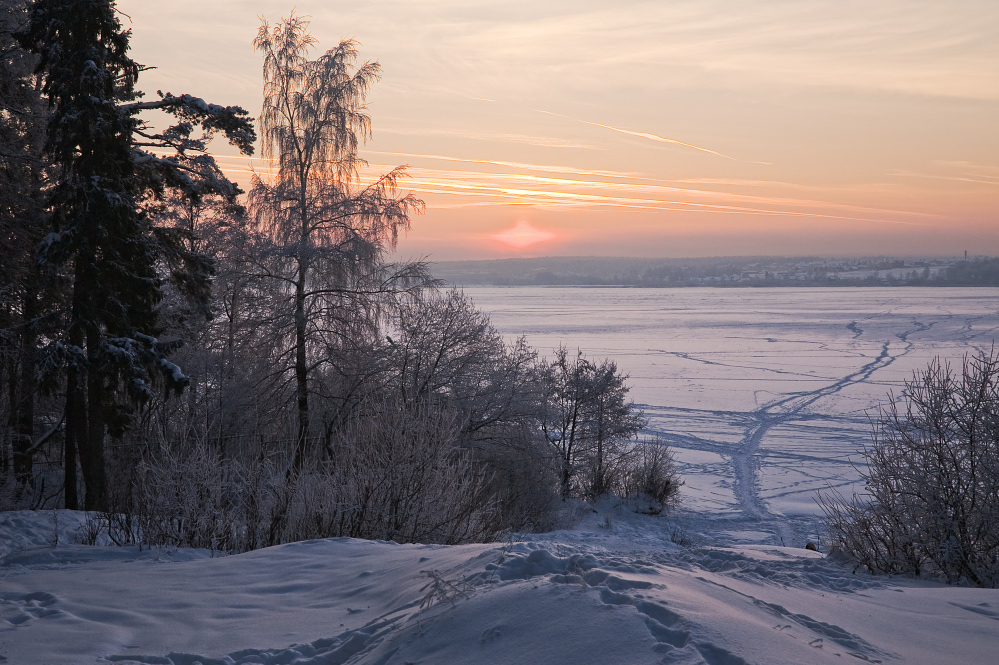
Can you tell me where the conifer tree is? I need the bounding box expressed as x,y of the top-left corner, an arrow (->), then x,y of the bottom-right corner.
19,0 -> 255,508
0,0 -> 50,493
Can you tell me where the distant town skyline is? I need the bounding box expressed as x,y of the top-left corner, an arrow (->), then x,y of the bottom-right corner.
121,0 -> 999,260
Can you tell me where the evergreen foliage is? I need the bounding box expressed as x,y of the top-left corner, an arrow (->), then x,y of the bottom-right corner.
0,0 -> 50,496
15,0 -> 254,509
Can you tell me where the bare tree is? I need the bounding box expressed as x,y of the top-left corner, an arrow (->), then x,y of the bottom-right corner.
249,14 -> 429,469
820,350 -> 999,587
539,346 -> 644,498
389,290 -> 540,434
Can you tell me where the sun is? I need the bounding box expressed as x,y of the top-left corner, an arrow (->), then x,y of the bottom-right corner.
491,220 -> 557,249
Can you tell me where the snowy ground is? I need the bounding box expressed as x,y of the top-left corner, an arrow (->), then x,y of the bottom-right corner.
3,287 -> 998,664
2,506 -> 998,664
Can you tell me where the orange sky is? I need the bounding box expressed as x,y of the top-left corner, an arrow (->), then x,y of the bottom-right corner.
121,0 -> 999,260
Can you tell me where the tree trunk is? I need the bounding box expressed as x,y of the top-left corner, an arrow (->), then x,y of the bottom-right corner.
81,324 -> 108,510
561,459 -> 572,499
64,365 -> 84,510
11,284 -> 42,488
12,317 -> 37,486
292,261 -> 309,469
4,353 -> 15,477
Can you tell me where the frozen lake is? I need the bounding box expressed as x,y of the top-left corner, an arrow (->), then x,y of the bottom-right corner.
465,286 -> 999,544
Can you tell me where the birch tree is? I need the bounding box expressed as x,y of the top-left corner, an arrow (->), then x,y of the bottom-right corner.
249,14 -> 428,469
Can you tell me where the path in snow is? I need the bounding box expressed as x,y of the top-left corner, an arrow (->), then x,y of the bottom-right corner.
722,319 -> 926,545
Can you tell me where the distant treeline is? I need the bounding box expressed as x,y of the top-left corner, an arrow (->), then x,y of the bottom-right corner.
432,256 -> 999,287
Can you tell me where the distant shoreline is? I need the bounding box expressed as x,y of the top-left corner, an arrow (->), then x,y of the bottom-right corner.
430,255 -> 999,288
452,283 -> 999,289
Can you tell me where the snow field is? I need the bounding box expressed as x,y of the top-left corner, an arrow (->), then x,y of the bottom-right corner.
3,507 -> 998,664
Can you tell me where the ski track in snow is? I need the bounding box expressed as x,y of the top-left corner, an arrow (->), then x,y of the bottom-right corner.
638,316 -> 957,546
465,288 -> 999,547
723,320 -> 928,544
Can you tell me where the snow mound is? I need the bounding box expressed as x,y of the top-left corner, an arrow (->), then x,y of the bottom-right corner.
2,511 -> 998,665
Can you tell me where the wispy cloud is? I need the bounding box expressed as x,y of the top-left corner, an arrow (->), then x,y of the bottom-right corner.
212,152 -> 933,226
364,150 -> 643,179
889,171 -> 999,186
379,127 -> 597,149
392,165 -> 929,225
538,110 -> 739,160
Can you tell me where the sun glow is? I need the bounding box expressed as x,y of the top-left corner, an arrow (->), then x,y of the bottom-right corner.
491,220 -> 557,249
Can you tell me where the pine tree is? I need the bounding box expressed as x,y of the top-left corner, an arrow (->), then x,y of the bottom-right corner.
0,0 -> 50,493
19,0 -> 255,509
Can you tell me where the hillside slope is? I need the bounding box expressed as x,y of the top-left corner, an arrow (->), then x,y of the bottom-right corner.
2,507 -> 996,665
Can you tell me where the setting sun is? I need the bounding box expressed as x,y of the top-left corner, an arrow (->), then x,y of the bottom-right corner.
491,220 -> 557,249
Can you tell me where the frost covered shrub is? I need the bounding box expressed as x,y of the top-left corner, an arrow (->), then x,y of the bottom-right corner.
0,468 -> 60,510
99,399 -> 502,551
105,442 -> 273,552
474,426 -> 563,533
820,351 -> 999,587
318,399 -> 499,544
619,435 -> 683,515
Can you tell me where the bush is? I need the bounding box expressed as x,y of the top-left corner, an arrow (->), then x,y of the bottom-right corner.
819,351 -> 999,587
320,398 -> 499,544
88,398 -> 503,553
619,435 -> 683,515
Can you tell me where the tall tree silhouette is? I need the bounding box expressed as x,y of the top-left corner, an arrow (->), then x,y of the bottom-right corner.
0,0 -> 50,495
250,14 -> 428,469
19,0 -> 255,508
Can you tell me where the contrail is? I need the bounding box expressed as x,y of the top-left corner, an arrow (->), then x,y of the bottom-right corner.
538,109 -> 742,161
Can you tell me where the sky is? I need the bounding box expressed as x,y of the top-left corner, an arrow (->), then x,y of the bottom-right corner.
119,0 -> 999,260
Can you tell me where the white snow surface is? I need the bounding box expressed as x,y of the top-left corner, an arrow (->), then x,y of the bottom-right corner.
2,505 -> 998,665
4,287 -> 999,663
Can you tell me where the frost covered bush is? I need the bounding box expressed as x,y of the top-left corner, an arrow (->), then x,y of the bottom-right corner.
93,398 -> 503,552
820,351 -> 999,587
311,398 -> 499,544
474,426 -> 564,533
93,442 -> 272,552
619,435 -> 683,515
538,346 -> 644,499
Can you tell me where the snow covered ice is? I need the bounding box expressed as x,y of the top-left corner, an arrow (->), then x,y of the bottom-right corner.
3,287 -> 999,664
471,286 -> 999,546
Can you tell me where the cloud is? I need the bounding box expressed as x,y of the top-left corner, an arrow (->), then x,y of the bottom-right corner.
889,171 -> 999,186
379,127 -> 597,149
364,150 -> 643,179
538,110 -> 738,160
212,152 -> 934,226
